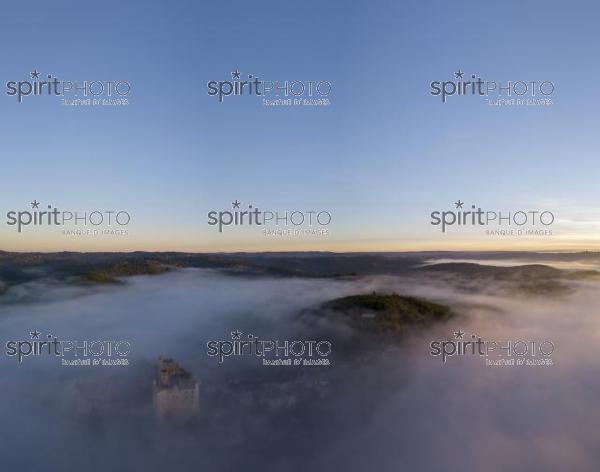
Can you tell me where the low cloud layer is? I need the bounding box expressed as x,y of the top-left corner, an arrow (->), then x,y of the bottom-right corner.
0,267 -> 598,471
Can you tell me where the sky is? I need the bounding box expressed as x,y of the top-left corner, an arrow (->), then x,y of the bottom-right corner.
0,0 -> 599,252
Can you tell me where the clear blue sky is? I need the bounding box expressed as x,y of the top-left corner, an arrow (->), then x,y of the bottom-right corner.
1,0 -> 599,251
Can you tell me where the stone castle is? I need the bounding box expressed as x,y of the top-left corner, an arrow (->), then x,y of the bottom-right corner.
153,357 -> 200,420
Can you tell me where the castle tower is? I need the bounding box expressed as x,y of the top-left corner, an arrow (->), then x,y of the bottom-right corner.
153,357 -> 200,420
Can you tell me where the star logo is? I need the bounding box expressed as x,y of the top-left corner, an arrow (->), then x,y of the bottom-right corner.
30,330 -> 41,340
231,330 -> 242,340
31,69 -> 40,79
454,330 -> 465,339
454,69 -> 464,79
454,200 -> 464,209
31,200 -> 40,209
231,69 -> 241,79
232,200 -> 241,209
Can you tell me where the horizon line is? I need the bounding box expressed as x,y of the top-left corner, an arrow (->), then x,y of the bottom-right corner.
2,248 -> 599,255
